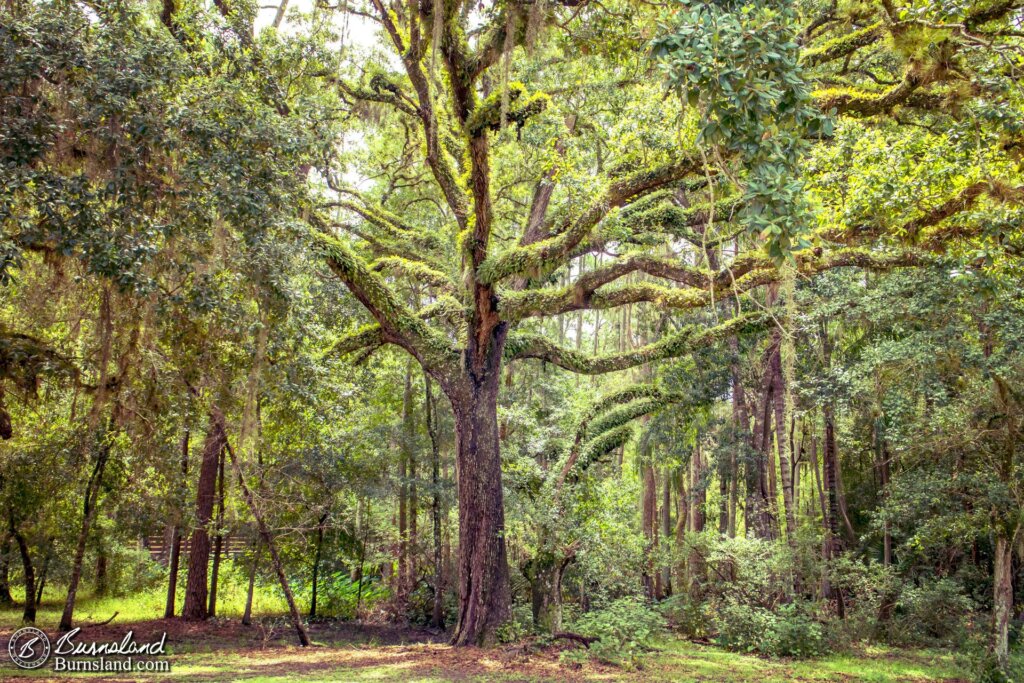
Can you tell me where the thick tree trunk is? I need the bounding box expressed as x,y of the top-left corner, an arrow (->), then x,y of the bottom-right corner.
447,332 -> 512,647
182,412 -> 226,621
165,429 -> 189,618
208,446 -> 227,617
9,516 -> 34,623
59,434 -> 111,632
529,556 -> 567,633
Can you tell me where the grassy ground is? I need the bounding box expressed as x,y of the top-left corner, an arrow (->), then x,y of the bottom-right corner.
0,593 -> 975,682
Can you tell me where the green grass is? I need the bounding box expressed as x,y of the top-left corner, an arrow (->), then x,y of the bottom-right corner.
642,639 -> 969,682
0,634 -> 980,682
0,589 -> 994,682
0,564 -> 291,632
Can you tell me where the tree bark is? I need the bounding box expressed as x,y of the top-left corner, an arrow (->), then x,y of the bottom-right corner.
399,360 -> 418,604
93,548 -> 106,597
688,444 -> 706,598
0,536 -> 12,605
36,550 -> 49,606
993,529 -> 1013,670
182,412 -> 226,621
769,333 -> 797,540
398,370 -> 410,602
424,373 -> 445,629
310,512 -> 327,619
8,514 -> 34,623
208,445 -> 227,617
641,461 -> 658,600
242,538 -> 261,626
447,327 -> 512,647
674,469 -> 689,587
165,429 -> 189,618
59,430 -> 111,632
528,554 -> 569,633
661,469 -> 672,596
750,360 -> 776,539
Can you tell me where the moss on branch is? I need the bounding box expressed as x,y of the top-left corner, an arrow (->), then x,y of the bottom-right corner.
310,224 -> 460,373
370,256 -> 456,290
505,312 -> 770,375
801,22 -> 885,67
477,158 -> 701,284
815,71 -> 924,115
465,82 -> 550,135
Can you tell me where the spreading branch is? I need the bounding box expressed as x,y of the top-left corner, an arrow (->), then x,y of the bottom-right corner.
505,312 -> 770,374
478,158 -> 702,284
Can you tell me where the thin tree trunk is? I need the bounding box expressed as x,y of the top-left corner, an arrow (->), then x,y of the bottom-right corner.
309,513 -> 327,619
809,432 -> 827,523
93,547 -> 106,597
36,551 -> 49,606
272,0 -> 289,28
688,444 -> 706,598
59,430 -> 111,632
8,515 -> 34,623
165,429 -> 189,618
674,469 -> 689,588
0,536 -> 12,605
355,499 -> 369,619
398,364 -> 412,603
662,469 -> 672,595
750,357 -> 776,539
771,336 -> 796,540
641,460 -> 657,600
993,529 -> 1013,670
182,412 -> 226,621
242,538 -> 261,626
220,411 -> 309,646
208,446 -> 227,617
424,373 -> 445,629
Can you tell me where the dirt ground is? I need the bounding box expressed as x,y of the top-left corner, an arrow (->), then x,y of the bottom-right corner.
0,618 -> 613,682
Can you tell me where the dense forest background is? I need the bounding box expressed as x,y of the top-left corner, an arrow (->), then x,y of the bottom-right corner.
2,0 -> 1024,679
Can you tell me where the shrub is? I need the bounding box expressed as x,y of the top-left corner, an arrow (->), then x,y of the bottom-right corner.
659,593 -> 714,639
716,599 -> 827,658
317,572 -> 388,619
825,555 -> 899,643
496,603 -> 535,643
567,596 -> 667,666
954,636 -> 1024,683
886,577 -> 976,646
